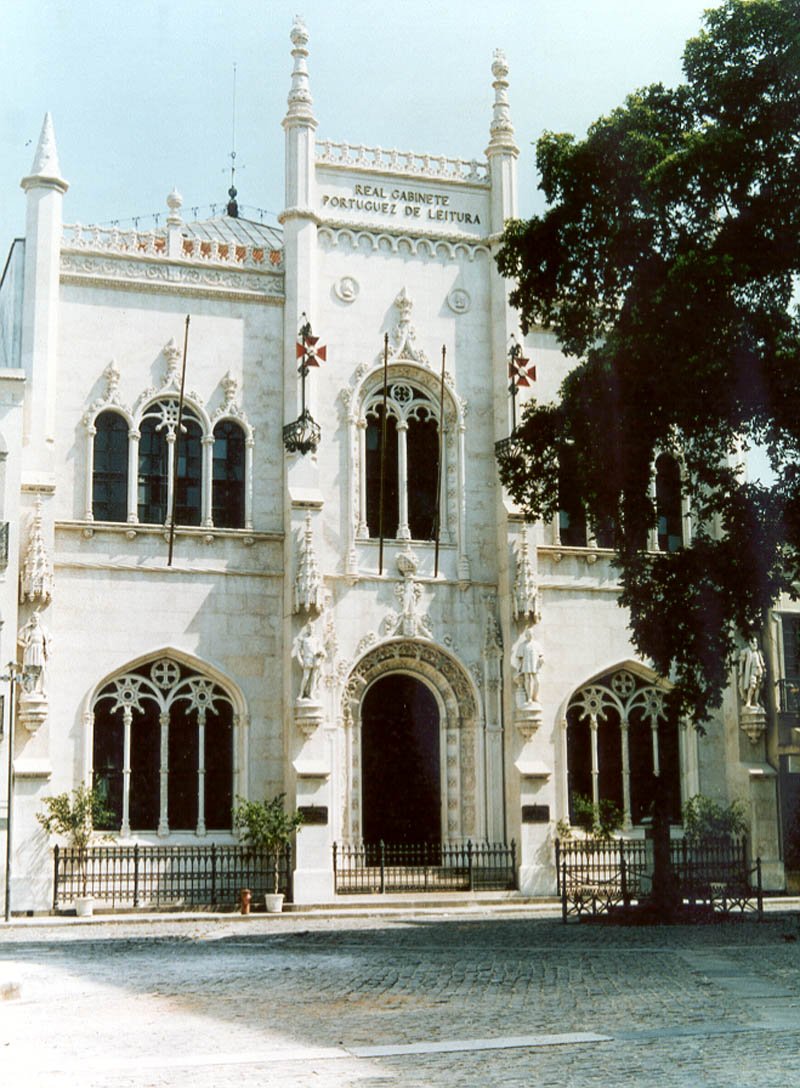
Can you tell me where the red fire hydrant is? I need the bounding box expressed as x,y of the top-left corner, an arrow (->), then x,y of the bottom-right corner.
239,888 -> 252,915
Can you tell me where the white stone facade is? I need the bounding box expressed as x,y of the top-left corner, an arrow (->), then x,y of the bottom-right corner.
0,21 -> 786,913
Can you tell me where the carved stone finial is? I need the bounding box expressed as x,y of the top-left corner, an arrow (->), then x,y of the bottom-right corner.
294,513 -> 324,614
388,288 -> 428,365
162,338 -> 182,386
20,497 -> 54,606
221,371 -> 238,407
104,359 -> 121,398
382,548 -> 433,639
488,48 -> 517,152
166,188 -> 183,226
513,529 -> 541,623
285,15 -> 316,125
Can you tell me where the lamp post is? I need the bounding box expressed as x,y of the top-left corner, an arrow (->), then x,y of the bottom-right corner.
3,660 -> 41,923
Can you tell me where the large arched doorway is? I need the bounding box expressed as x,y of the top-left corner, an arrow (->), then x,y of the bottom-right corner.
361,674 -> 441,845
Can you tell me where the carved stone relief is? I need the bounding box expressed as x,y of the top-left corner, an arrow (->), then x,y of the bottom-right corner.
20,497 -> 54,606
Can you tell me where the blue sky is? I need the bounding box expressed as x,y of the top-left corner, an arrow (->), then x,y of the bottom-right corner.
1,0 -> 720,256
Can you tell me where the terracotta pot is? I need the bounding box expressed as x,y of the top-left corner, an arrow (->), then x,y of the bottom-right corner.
265,893 -> 284,914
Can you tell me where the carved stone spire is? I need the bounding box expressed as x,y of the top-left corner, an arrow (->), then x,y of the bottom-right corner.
21,112 -> 68,192
487,50 -> 518,154
294,513 -> 324,614
20,496 -> 54,606
284,16 -> 316,126
513,529 -> 540,623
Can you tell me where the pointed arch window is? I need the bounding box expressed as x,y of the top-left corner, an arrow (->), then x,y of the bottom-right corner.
655,453 -> 683,552
364,382 -> 441,542
137,400 -> 202,526
92,411 -> 129,522
557,445 -> 587,547
565,669 -> 681,830
92,658 -> 235,837
212,420 -> 246,529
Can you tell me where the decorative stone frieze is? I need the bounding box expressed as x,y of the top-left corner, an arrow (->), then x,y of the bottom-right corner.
316,139 -> 490,185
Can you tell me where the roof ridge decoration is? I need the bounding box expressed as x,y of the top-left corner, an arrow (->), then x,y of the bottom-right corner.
285,16 -> 316,125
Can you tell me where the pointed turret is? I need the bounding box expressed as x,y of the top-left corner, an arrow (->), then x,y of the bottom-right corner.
283,16 -> 317,128
19,112 -> 68,469
21,112 -> 68,194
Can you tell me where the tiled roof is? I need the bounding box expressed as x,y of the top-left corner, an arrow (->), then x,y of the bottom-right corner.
183,215 -> 282,249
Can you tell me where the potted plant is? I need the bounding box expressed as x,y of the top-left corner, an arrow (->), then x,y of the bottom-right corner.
37,785 -> 113,917
234,793 -> 303,912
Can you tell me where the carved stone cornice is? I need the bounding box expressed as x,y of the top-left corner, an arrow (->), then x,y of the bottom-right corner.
317,221 -> 491,261
60,252 -> 284,302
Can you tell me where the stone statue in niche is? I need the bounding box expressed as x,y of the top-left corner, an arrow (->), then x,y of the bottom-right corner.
511,627 -> 544,706
18,612 -> 51,694
293,621 -> 326,701
738,637 -> 766,710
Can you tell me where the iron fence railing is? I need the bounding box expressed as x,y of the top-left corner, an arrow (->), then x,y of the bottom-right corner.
53,843 -> 293,910
332,840 -> 517,895
556,836 -> 762,921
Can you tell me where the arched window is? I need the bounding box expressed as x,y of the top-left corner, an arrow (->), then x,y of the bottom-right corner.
138,400 -> 202,526
92,657 -> 234,836
212,421 -> 246,529
364,382 -> 440,542
655,453 -> 682,552
558,446 -> 587,547
566,669 -> 681,830
92,411 -> 129,522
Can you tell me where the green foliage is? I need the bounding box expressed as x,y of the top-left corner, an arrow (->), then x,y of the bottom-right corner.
571,793 -> 624,840
496,0 -> 800,724
37,785 -> 114,897
36,785 -> 113,852
682,794 -> 748,846
784,803 -> 800,870
234,793 -> 304,887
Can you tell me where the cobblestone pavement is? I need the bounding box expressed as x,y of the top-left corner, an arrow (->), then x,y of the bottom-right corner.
2,909 -> 800,1087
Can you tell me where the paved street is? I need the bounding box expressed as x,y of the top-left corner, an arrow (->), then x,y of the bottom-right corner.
2,907 -> 800,1087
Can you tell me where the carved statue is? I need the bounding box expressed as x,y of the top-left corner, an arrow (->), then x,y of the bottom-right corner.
511,627 -> 544,705
292,622 -> 326,701
738,637 -> 766,709
18,612 -> 51,693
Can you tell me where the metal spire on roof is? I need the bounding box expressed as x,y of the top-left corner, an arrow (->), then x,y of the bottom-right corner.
227,62 -> 239,218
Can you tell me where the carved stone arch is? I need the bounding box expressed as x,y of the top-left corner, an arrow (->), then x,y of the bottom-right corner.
557,660 -> 681,833
341,638 -> 480,845
134,391 -> 212,436
84,646 -> 250,837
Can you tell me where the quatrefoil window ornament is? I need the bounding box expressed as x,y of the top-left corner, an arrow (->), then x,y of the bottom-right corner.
573,686 -> 611,722
151,660 -> 181,690
611,671 -> 636,698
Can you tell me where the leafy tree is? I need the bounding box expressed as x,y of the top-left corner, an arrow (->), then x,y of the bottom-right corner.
37,785 -> 114,897
234,793 -> 304,893
496,0 -> 800,725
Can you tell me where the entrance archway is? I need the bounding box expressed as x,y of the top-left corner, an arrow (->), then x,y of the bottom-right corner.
361,675 -> 441,845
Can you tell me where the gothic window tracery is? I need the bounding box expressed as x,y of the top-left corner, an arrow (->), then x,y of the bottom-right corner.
92,657 -> 235,837
84,370 -> 254,530
565,668 -> 681,830
364,382 -> 440,541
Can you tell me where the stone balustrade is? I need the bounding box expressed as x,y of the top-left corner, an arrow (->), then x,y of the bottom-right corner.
316,140 -> 490,184
61,224 -> 284,269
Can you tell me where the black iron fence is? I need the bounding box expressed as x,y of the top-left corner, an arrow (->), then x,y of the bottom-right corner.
556,836 -> 762,921
53,843 -> 293,910
333,840 -> 517,895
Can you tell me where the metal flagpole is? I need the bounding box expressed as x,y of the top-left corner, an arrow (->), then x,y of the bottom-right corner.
377,332 -> 389,575
167,315 -> 190,567
433,345 -> 446,577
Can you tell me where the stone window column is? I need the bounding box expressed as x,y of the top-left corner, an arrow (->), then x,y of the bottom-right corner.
158,711 -> 170,837
620,717 -> 632,831
84,424 -> 96,520
244,437 -> 255,530
201,435 -> 214,527
356,418 -> 368,539
196,707 -> 207,836
121,707 -> 132,838
589,714 -> 600,808
396,420 -> 411,541
127,430 -> 140,523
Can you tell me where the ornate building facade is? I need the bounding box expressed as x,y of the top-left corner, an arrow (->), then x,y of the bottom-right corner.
0,20 -> 787,911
